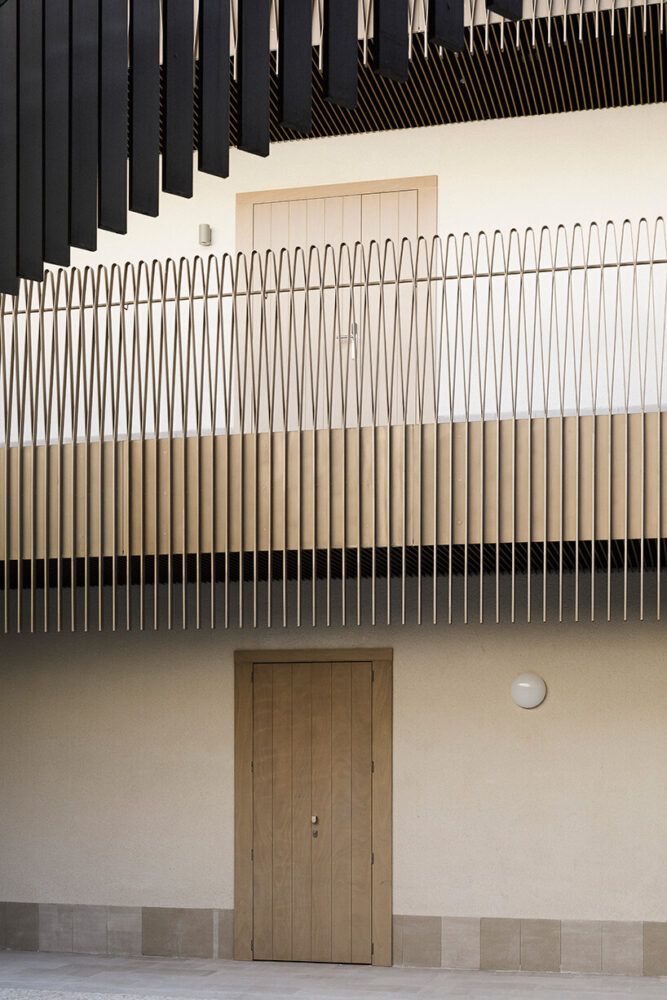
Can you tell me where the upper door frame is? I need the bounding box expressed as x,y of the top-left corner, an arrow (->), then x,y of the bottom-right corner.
235,175 -> 438,254
234,648 -> 393,967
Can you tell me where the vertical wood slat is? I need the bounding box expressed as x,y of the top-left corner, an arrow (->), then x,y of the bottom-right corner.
238,0 -> 271,157
234,660 -> 254,961
43,0 -> 71,266
311,661 -> 333,961
271,663 -> 293,960
252,663 -> 274,960
278,0 -> 313,134
323,0 -> 358,108
162,0 -> 194,198
17,0 -> 44,281
0,0 -> 18,295
331,663 -> 353,963
351,661 -> 373,964
291,662 -> 313,961
199,0 -> 231,178
70,0 -> 100,251
371,660 -> 393,967
129,0 -> 160,216
374,0 -> 409,81
429,0 -> 465,51
99,0 -> 129,234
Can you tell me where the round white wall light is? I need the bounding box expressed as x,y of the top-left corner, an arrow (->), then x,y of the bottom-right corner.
511,672 -> 547,709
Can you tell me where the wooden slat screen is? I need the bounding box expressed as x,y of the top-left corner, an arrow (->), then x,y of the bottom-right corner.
1,220 -> 667,632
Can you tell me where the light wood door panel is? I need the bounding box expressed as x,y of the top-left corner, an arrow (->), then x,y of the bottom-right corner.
243,656 -> 385,964
311,663 -> 334,961
351,663 -> 373,963
237,177 -> 437,257
252,663 -> 274,959
291,663 -> 313,961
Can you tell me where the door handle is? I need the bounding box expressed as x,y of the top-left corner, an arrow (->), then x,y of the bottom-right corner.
311,815 -> 318,825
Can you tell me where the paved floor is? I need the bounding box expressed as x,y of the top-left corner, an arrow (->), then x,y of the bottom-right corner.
0,952 -> 665,1000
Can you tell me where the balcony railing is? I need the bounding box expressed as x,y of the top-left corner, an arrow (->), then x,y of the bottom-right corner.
1,218 -> 666,632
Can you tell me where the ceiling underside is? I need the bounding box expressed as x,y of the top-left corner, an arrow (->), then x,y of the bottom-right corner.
232,5 -> 666,145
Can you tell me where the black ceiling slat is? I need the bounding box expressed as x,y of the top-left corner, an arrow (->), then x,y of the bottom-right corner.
43,0 -> 70,268
238,0 -> 271,156
374,0 -> 409,81
129,0 -> 160,217
99,0 -> 129,234
199,0 -> 231,176
278,0 -> 313,133
485,0 -> 522,21
429,0 -> 465,52
17,0 -> 44,281
70,0 -> 100,252
323,0 -> 358,107
162,0 -> 194,197
0,0 -> 18,296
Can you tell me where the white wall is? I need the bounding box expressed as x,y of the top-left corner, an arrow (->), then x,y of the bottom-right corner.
1,609 -> 666,922
70,103 -> 667,272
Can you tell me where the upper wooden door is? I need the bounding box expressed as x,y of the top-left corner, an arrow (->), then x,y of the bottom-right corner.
236,176 -> 437,256
235,650 -> 393,966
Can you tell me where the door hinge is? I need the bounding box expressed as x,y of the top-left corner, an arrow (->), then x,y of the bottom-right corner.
251,939 -> 254,954
371,852 -> 375,865
251,848 -> 254,862
250,760 -> 254,773
371,760 -> 375,774
371,942 -> 375,956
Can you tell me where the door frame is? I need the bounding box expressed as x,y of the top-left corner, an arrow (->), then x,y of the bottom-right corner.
234,648 -> 393,967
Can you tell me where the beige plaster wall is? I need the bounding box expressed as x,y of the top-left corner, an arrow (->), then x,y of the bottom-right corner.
1,606 -> 666,921
67,103 -> 667,272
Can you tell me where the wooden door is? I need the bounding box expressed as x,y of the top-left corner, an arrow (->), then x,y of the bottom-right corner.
237,176 -> 437,257
235,651 -> 393,966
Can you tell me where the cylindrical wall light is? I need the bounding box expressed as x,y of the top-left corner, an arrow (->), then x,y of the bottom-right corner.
511,673 -> 547,709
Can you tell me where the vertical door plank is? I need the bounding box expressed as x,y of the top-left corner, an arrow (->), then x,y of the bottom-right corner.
306,199 -> 326,251
398,190 -> 418,243
99,0 -> 129,234
270,202 -> 290,257
341,195 -> 362,246
17,0 -> 44,280
323,0 -> 358,108
416,180 -> 438,240
361,193 -> 381,247
351,662 -> 373,964
371,660 -> 393,966
272,663 -> 293,960
374,0 -> 409,81
162,0 -> 194,197
252,203 -> 273,255
70,0 -> 99,251
234,661 -> 254,960
129,0 -> 160,216
288,200 -> 308,253
253,663 -> 274,959
379,191 -> 400,249
238,0 -> 271,157
324,198 -> 344,250
311,662 -> 333,962
429,0 -> 465,52
331,663 -> 352,963
199,0 -> 230,178
44,0 -> 70,267
292,662 -> 313,961
279,0 -> 312,133
0,0 -> 18,295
